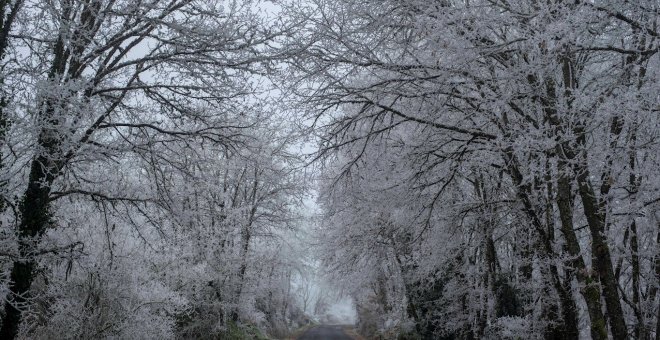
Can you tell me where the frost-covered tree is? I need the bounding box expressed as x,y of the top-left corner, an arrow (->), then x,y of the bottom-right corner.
299,0 -> 660,338
0,0 -> 309,338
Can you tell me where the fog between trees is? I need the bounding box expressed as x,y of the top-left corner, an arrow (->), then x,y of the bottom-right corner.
0,1 -> 658,339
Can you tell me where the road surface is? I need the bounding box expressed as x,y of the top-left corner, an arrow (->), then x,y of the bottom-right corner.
297,325 -> 354,340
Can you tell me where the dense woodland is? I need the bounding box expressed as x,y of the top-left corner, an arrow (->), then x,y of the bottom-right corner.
0,0 -> 658,339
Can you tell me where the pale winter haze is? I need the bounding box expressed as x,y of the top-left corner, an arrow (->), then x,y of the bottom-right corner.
0,1 -> 658,340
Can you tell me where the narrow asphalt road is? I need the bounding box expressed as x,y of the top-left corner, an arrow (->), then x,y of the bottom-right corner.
296,325 -> 353,340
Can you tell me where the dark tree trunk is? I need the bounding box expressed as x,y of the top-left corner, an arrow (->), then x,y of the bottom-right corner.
0,11 -> 71,334
556,159 -> 608,340
0,153 -> 59,338
574,170 -> 628,340
0,0 -> 24,215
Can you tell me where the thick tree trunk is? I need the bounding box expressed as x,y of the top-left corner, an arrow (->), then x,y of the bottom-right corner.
574,167 -> 628,340
0,153 -> 58,338
231,225 -> 251,322
0,14 -> 70,335
556,160 -> 608,340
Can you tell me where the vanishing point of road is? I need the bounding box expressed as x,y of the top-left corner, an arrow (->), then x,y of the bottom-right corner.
296,325 -> 354,340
